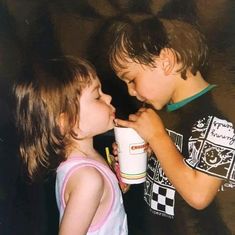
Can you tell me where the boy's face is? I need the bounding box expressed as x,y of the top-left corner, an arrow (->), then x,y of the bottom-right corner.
115,60 -> 176,110
77,78 -> 116,137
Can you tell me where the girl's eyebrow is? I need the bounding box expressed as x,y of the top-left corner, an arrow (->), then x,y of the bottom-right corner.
91,84 -> 100,93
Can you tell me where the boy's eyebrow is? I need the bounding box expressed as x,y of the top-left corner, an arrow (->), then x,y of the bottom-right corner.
119,71 -> 130,79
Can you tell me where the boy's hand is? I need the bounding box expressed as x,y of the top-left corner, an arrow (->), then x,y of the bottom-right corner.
114,108 -> 167,143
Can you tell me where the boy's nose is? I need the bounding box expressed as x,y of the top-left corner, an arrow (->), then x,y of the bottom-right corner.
128,86 -> 137,97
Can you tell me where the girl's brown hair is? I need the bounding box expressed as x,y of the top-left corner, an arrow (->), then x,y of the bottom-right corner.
14,56 -> 96,181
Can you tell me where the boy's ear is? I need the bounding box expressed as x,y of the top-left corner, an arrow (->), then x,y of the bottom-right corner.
159,48 -> 176,75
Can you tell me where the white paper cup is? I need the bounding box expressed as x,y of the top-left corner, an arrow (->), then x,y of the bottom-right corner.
114,126 -> 148,184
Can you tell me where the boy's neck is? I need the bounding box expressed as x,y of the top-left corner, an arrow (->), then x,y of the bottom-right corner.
171,71 -> 209,103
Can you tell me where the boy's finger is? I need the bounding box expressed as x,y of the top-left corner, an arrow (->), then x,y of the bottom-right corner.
114,118 -> 134,128
128,114 -> 138,121
138,107 -> 147,112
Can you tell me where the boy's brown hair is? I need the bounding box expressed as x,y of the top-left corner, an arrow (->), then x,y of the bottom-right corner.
108,16 -> 208,79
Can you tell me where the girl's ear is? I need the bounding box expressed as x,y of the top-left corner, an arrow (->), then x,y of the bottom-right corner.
58,113 -> 85,139
159,48 -> 176,75
72,125 -> 85,139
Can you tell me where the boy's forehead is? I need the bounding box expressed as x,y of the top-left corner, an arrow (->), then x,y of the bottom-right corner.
117,70 -> 130,79
115,60 -> 134,77
112,51 -> 132,69
113,52 -> 154,75
116,60 -> 146,75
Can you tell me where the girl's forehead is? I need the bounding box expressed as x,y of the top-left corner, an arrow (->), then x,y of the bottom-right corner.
92,76 -> 101,85
85,76 -> 101,89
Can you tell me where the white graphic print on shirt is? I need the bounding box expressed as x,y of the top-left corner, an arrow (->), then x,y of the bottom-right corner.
185,116 -> 235,188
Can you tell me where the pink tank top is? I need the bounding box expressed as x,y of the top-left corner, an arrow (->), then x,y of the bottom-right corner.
55,155 -> 128,235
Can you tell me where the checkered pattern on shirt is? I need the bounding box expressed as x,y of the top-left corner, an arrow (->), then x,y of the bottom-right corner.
151,183 -> 175,216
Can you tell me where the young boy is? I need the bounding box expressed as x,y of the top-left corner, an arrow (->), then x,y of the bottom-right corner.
107,16 -> 235,234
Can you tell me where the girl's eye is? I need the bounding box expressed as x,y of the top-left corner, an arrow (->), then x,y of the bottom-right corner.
95,94 -> 101,100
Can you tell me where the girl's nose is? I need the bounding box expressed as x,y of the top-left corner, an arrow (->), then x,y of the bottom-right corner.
103,93 -> 112,104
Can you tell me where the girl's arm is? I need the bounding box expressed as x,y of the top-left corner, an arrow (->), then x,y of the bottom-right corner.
115,108 -> 222,210
59,166 -> 105,235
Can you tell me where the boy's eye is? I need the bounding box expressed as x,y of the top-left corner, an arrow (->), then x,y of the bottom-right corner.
128,79 -> 135,84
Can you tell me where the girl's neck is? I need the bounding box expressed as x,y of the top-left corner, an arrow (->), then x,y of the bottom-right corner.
68,138 -> 94,157
67,137 -> 100,159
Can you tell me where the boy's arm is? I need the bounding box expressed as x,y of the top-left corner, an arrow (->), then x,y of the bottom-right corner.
149,133 -> 222,209
115,108 -> 222,209
59,167 -> 104,235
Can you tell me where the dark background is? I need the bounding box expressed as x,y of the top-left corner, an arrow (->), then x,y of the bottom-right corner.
0,0 -> 235,234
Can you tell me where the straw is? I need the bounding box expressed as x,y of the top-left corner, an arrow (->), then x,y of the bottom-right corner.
105,147 -> 112,166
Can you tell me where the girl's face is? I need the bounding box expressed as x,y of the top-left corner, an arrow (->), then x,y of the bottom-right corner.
116,60 -> 176,110
78,78 -> 116,138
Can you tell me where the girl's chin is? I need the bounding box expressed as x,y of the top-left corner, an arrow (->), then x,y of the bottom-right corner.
100,124 -> 114,134
109,123 -> 115,130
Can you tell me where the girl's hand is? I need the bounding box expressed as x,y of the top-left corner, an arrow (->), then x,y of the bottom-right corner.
113,163 -> 130,193
112,142 -> 118,159
107,143 -> 130,193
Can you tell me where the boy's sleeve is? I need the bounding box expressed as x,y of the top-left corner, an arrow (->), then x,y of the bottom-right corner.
184,116 -> 235,184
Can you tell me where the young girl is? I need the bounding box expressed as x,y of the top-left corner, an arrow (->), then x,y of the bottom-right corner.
14,56 -> 128,235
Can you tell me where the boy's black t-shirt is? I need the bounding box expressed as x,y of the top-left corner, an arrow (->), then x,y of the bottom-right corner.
142,88 -> 235,235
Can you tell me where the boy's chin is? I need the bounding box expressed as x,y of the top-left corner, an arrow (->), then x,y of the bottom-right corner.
151,102 -> 164,110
